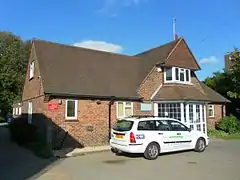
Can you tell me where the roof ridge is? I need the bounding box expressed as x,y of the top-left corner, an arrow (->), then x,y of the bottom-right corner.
32,38 -> 142,61
135,38 -> 181,56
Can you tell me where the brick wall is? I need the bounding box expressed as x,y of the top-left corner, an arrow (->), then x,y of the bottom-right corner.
138,67 -> 163,100
207,104 -> 226,129
133,102 -> 154,116
22,45 -> 44,101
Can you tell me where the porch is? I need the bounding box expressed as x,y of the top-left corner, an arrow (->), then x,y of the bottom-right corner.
153,101 -> 207,134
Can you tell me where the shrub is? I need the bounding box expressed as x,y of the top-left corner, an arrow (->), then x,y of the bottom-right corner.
8,120 -> 37,145
207,129 -> 228,137
216,115 -> 240,134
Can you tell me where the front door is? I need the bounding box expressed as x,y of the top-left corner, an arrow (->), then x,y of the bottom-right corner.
188,104 -> 205,133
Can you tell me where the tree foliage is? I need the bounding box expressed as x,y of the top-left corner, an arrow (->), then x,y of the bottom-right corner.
226,48 -> 240,98
0,32 -> 31,115
204,48 -> 240,100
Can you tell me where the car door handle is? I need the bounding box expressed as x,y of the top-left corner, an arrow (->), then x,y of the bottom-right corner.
158,133 -> 163,135
177,133 -> 181,135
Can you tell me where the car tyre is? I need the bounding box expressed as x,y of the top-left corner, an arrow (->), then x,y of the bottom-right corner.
144,142 -> 160,160
194,138 -> 206,152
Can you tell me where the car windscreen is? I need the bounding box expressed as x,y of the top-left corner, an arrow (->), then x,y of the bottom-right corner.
113,120 -> 134,132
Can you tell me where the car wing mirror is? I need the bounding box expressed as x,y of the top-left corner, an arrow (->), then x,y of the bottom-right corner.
187,127 -> 192,132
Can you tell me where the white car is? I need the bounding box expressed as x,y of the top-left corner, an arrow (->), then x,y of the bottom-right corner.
110,116 -> 209,160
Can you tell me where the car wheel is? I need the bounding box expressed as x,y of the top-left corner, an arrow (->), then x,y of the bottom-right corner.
144,142 -> 160,160
194,138 -> 206,152
111,148 -> 122,155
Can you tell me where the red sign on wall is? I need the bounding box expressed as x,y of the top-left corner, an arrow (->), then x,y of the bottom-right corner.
48,103 -> 59,110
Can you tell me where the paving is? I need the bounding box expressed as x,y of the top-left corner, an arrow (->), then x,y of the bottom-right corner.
35,139 -> 240,180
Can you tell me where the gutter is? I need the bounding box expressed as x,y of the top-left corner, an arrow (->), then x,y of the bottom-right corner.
45,92 -> 142,101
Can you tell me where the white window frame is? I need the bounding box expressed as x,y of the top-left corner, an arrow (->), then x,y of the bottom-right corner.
116,102 -> 133,118
208,105 -> 215,117
29,61 -> 35,79
16,107 -> 18,115
18,107 -> 22,115
28,101 -> 33,124
65,100 -> 78,120
164,67 -> 191,84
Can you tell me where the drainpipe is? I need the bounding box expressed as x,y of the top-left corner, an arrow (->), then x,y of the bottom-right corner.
108,97 -> 115,142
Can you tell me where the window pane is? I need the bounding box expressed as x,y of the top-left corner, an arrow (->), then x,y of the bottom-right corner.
125,107 -> 132,117
169,121 -> 187,131
175,68 -> 179,80
208,109 -> 213,117
197,124 -> 201,131
67,100 -> 75,117
180,71 -> 185,81
158,103 -> 181,121
156,120 -> 171,131
138,120 -> 156,130
203,124 -> 206,133
166,68 -> 172,81
117,102 -> 124,117
125,102 -> 131,106
186,70 -> 190,81
113,120 -> 133,131
189,104 -> 193,123
196,105 -> 200,122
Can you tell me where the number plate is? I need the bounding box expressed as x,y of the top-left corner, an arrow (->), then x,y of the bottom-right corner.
115,134 -> 124,139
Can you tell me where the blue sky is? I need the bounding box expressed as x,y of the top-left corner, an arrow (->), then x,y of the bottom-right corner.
1,0 -> 239,80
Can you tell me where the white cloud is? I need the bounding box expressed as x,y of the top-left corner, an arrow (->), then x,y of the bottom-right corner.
73,40 -> 123,53
98,0 -> 148,16
199,56 -> 219,64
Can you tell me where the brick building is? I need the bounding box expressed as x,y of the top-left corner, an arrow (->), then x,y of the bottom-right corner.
20,37 -> 230,148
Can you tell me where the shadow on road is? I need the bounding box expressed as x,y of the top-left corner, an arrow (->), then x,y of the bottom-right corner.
113,149 -> 194,159
0,125 -> 60,180
0,112 -> 84,180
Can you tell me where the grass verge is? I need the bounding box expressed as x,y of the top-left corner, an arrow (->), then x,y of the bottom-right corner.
208,129 -> 240,140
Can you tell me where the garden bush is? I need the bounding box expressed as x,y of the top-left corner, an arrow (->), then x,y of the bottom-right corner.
216,115 -> 240,134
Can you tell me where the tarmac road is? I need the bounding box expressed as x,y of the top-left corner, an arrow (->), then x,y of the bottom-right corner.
35,139 -> 240,180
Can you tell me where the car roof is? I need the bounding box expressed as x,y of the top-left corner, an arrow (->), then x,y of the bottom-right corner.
118,116 -> 180,122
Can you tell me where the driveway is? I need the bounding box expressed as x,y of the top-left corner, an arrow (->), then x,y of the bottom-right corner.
0,125 -> 58,180
36,139 -> 240,180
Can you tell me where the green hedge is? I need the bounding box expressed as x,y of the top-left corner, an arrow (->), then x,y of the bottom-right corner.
216,115 -> 240,134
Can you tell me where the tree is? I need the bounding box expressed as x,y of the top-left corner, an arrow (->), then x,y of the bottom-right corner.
204,71 -> 233,98
0,32 -> 31,116
204,48 -> 240,100
226,48 -> 240,99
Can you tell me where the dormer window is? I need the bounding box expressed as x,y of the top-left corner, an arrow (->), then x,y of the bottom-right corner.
29,61 -> 35,80
164,67 -> 191,84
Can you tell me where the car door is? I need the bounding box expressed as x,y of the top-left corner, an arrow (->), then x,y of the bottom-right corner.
137,120 -> 160,148
155,120 -> 175,152
167,120 -> 193,151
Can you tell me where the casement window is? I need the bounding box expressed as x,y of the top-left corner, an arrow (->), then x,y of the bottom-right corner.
164,67 -> 191,83
65,100 -> 78,120
29,61 -> 35,79
158,103 -> 181,121
117,102 -> 133,118
208,105 -> 215,117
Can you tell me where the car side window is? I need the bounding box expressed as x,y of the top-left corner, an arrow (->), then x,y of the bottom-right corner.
168,120 -> 188,131
156,120 -> 171,131
137,120 -> 157,131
